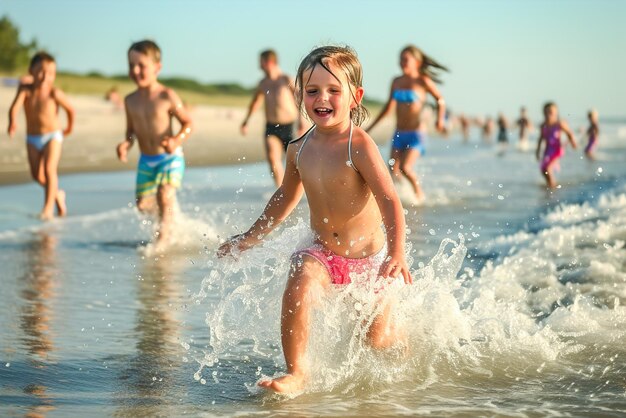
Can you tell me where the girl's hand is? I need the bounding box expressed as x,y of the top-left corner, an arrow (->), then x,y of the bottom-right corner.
436,119 -> 446,133
63,127 -> 72,137
7,123 -> 16,138
217,233 -> 256,258
380,251 -> 413,284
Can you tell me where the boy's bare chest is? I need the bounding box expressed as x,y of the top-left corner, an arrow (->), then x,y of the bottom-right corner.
128,97 -> 170,120
25,92 -> 56,114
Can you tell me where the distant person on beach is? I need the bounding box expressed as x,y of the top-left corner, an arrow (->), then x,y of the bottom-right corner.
481,116 -> 494,143
219,46 -> 412,394
7,52 -> 74,220
105,86 -> 124,110
116,40 -> 193,248
241,49 -> 306,187
584,109 -> 600,160
366,45 -> 447,203
458,113 -> 470,143
496,113 -> 509,155
536,102 -> 577,188
516,106 -> 532,150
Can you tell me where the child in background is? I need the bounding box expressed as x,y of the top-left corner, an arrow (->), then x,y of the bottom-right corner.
584,109 -> 599,160
496,113 -> 509,155
116,40 -> 193,248
219,45 -> 412,393
7,52 -> 74,220
366,45 -> 448,202
536,102 -> 577,188
516,106 -> 532,150
241,49 -> 306,187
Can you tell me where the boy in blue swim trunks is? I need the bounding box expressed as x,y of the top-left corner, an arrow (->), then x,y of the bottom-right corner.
116,40 -> 193,247
7,52 -> 75,220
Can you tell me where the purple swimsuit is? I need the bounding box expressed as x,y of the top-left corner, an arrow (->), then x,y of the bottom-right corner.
540,123 -> 564,172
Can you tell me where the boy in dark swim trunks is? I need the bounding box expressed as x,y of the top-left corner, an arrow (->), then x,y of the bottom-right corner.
241,49 -> 306,186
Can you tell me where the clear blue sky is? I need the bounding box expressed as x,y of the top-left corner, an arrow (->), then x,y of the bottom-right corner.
2,0 -> 625,118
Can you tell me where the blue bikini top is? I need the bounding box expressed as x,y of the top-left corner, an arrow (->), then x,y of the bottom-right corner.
392,89 -> 419,103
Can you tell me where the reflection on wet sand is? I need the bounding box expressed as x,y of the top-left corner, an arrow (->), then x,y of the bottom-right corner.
115,253 -> 186,416
19,230 -> 59,417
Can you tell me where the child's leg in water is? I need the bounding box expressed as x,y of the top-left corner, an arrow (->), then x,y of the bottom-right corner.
543,160 -> 559,189
366,299 -> 406,350
29,140 -> 65,220
258,254 -> 330,393
398,149 -> 424,201
156,184 -> 176,245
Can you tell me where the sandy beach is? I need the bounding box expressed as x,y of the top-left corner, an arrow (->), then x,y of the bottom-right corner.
0,85 -> 393,185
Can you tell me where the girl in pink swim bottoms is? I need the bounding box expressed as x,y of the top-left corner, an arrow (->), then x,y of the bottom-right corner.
218,45 -> 412,394
535,102 -> 577,189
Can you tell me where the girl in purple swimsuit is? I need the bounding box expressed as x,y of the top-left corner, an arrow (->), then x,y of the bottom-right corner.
584,109 -> 599,160
535,102 -> 577,188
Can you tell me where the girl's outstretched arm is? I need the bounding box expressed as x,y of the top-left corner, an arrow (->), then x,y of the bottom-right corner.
423,76 -> 446,132
218,144 -> 305,257
560,120 -> 577,149
365,83 -> 396,132
352,129 -> 412,284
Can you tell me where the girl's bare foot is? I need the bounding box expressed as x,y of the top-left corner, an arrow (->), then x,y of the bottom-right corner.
39,211 -> 54,221
56,189 -> 67,217
258,372 -> 305,394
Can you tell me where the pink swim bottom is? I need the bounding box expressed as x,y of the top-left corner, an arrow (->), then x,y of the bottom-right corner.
293,244 -> 387,285
540,147 -> 564,172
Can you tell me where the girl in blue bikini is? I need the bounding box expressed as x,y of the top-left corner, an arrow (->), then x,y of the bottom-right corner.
367,45 -> 448,202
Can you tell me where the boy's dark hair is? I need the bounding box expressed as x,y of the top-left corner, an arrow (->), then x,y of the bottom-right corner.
260,49 -> 278,63
29,51 -> 55,69
128,40 -> 161,62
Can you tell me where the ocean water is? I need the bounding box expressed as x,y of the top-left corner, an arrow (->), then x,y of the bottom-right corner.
1,123 -> 626,417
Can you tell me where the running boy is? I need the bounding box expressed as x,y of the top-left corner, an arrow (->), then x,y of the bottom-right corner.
116,40 -> 193,247
241,49 -> 306,186
7,52 -> 74,220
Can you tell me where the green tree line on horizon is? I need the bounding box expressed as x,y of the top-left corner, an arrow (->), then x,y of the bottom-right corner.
0,15 -> 37,72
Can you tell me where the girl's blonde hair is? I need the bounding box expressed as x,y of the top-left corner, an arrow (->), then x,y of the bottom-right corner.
295,45 -> 369,126
401,45 -> 449,84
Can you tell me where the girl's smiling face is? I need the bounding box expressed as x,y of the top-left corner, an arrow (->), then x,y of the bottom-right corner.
544,104 -> 558,123
400,51 -> 420,76
302,62 -> 363,129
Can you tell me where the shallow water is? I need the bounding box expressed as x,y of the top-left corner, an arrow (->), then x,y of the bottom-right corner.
1,124 -> 626,416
